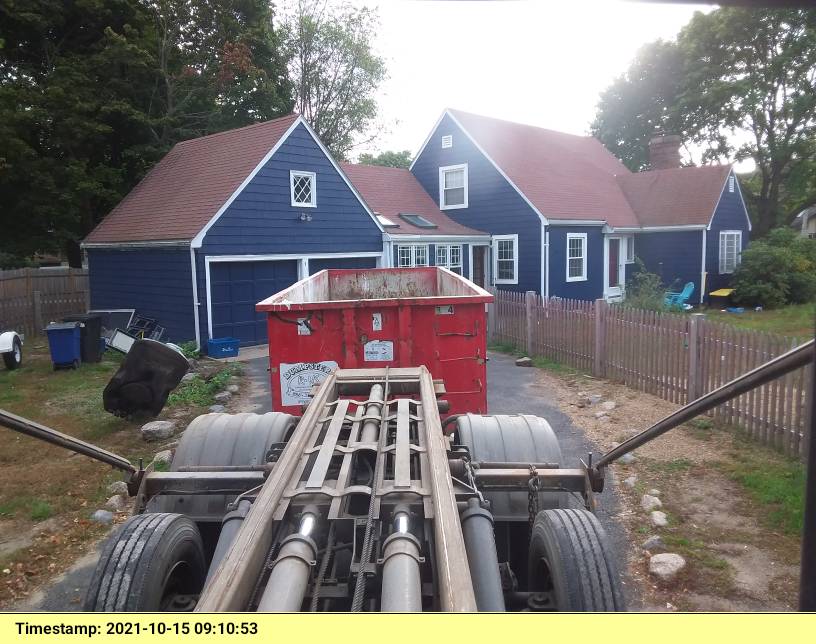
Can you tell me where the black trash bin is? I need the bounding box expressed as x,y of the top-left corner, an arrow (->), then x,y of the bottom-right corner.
62,314 -> 103,363
103,339 -> 189,417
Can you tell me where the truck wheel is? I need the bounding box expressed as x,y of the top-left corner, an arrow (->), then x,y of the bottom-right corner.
84,513 -> 206,612
527,509 -> 624,611
3,337 -> 22,370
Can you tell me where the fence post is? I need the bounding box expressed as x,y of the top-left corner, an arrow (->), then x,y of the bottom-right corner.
525,291 -> 535,356
32,290 -> 43,334
487,287 -> 496,343
593,298 -> 606,377
688,313 -> 705,401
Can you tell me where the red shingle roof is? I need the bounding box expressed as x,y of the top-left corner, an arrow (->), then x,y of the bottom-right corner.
84,114 -> 301,243
341,163 -> 488,237
615,165 -> 732,227
448,109 -> 640,227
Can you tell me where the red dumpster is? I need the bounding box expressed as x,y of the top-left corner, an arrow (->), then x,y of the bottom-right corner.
256,267 -> 493,416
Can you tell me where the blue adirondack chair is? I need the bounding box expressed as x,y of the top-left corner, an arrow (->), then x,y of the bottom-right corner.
664,282 -> 694,308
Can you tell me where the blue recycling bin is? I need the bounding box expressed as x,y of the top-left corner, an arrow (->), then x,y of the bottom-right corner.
46,322 -> 82,369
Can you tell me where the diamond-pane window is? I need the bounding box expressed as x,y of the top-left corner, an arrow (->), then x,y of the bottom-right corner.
291,171 -> 316,207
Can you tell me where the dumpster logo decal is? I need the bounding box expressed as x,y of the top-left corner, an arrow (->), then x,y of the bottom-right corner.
280,361 -> 338,406
363,340 -> 394,362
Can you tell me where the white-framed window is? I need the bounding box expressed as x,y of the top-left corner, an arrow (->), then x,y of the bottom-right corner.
439,164 -> 468,209
436,244 -> 463,274
728,175 -> 735,193
566,233 -> 588,282
290,170 -> 316,207
719,230 -> 742,274
397,244 -> 428,267
623,235 -> 635,263
441,135 -> 453,149
492,234 -> 518,284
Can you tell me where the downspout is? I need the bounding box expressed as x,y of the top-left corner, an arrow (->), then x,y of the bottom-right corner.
189,245 -> 201,350
543,226 -> 550,299
700,229 -> 707,305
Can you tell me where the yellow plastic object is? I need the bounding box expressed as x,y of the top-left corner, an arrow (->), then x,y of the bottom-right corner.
709,288 -> 735,297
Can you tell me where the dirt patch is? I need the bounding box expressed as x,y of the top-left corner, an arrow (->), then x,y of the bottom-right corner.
535,368 -> 802,612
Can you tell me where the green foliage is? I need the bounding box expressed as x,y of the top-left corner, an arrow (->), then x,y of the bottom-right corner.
731,228 -> 816,308
0,0 -> 293,265
358,150 -> 412,168
178,341 -> 201,359
624,259 -> 667,311
283,0 -> 387,159
29,499 -> 53,521
167,365 -> 237,407
591,8 -> 816,236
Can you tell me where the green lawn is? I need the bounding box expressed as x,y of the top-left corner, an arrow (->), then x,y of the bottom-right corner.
701,302 -> 815,339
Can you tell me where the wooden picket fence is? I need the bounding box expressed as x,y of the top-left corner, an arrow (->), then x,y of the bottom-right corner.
0,267 -> 89,338
488,289 -> 813,459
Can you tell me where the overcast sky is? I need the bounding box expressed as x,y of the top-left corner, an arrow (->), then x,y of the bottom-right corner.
353,0 -> 714,159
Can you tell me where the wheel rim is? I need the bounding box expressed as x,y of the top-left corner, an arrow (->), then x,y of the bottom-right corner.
158,560 -> 202,611
14,344 -> 21,363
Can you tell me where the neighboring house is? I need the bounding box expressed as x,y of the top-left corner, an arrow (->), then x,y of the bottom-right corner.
84,114 -> 385,347
85,109 -> 752,349
409,110 -> 751,304
792,206 -> 816,239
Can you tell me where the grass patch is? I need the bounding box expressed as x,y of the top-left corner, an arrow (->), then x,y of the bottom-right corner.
167,364 -> 239,407
719,443 -> 805,535
702,302 -> 815,339
646,458 -> 694,474
488,342 -> 524,356
488,343 -> 583,376
29,500 -> 53,521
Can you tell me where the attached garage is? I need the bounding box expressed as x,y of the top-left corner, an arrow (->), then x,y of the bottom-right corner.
209,260 -> 298,346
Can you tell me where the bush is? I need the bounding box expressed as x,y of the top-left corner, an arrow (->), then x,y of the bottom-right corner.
625,259 -> 667,311
731,228 -> 816,309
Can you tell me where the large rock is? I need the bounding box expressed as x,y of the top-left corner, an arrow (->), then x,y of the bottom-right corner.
641,494 -> 663,512
649,553 -> 686,581
623,475 -> 637,488
227,384 -> 240,394
180,372 -> 198,383
618,452 -> 636,465
642,535 -> 666,552
154,450 -> 173,467
515,357 -> 533,367
90,510 -> 114,525
141,420 -> 177,442
214,391 -> 232,403
594,411 -> 608,419
588,394 -> 603,405
651,510 -> 668,527
107,481 -> 129,497
104,495 -> 127,512
209,404 -> 226,413
648,488 -> 662,497
601,400 -> 617,411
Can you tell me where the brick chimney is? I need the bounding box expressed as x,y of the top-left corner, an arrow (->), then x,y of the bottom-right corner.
648,133 -> 682,170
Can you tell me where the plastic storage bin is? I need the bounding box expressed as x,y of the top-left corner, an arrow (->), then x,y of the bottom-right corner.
46,322 -> 82,369
257,268 -> 493,416
62,314 -> 103,363
208,337 -> 240,358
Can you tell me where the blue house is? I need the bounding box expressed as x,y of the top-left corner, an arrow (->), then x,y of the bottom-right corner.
85,109 -> 751,349
409,110 -> 751,304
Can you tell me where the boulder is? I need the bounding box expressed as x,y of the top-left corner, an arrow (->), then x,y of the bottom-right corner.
107,481 -> 129,497
104,495 -> 127,512
601,400 -> 617,411
648,488 -> 662,497
90,510 -> 114,525
651,510 -> 668,527
642,535 -> 666,552
214,391 -> 232,403
154,450 -> 173,467
209,404 -> 226,413
227,384 -> 239,394
641,494 -> 663,512
588,394 -> 603,405
515,357 -> 533,367
180,372 -> 198,383
594,411 -> 608,419
141,420 -> 176,442
649,553 -> 686,581
618,452 -> 636,465
623,475 -> 637,488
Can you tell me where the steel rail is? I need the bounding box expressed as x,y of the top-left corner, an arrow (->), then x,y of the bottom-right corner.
0,408 -> 136,475
595,338 -> 814,469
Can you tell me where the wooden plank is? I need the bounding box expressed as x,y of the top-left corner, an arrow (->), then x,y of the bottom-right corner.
783,339 -> 796,456
305,398 -> 350,489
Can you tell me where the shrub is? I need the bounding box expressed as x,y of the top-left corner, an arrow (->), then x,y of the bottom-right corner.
625,259 -> 667,311
731,228 -> 816,308
178,341 -> 201,359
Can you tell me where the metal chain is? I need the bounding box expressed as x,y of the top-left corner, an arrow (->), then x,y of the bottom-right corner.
527,465 -> 540,538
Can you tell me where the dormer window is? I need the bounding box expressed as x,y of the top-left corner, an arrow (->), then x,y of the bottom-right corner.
439,164 -> 468,209
290,170 -> 316,207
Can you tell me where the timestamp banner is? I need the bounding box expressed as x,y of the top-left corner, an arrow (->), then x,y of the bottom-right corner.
1,613 -> 814,643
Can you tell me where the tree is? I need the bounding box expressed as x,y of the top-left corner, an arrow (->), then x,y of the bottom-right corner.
283,0 -> 387,159
591,8 -> 816,236
0,0 -> 293,265
357,150 -> 412,168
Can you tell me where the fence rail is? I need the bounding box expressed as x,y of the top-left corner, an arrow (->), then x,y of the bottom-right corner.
0,268 -> 89,338
489,289 -> 813,459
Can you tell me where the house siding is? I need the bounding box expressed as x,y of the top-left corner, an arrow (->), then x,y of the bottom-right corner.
706,173 -> 751,294
411,114 -> 542,293
199,123 -> 382,256
634,230 -> 704,300
87,247 -> 195,343
547,226 -> 605,300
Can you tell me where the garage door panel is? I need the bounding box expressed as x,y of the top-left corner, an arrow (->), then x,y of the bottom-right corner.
309,256 -> 378,274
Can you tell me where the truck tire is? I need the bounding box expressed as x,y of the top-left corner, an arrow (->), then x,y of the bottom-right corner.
149,412 -> 297,518
3,337 -> 22,370
527,509 -> 624,611
84,513 -> 206,612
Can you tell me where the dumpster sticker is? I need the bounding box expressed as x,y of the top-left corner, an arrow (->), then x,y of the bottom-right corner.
280,361 -> 338,406
364,340 -> 393,362
372,312 -> 382,331
435,305 -> 454,315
